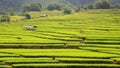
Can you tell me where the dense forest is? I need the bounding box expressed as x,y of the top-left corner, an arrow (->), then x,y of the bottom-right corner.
0,0 -> 120,11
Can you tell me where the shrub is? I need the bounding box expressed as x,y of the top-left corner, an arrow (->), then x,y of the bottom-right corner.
25,14 -> 31,19
0,15 -> 10,22
63,9 -> 71,14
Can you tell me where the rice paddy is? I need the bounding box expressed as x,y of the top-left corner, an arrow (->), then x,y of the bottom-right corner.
0,9 -> 120,68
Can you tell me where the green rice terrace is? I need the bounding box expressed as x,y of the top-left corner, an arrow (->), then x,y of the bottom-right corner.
0,9 -> 120,68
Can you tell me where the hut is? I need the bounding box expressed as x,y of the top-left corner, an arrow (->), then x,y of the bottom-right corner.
40,14 -> 48,17
23,26 -> 37,30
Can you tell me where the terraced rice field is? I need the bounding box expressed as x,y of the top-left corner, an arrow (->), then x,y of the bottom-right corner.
0,9 -> 120,68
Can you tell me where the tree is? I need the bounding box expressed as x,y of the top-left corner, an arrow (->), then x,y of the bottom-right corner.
63,9 -> 72,14
22,3 -> 42,12
47,3 -> 62,11
30,3 -> 42,11
95,0 -> 111,9
25,14 -> 31,19
0,15 -> 10,22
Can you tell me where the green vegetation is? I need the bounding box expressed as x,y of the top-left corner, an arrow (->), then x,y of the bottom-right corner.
63,9 -> 72,14
95,0 -> 111,9
0,0 -> 120,11
29,11 -> 63,18
24,14 -> 31,19
0,9 -> 120,68
0,15 -> 10,22
47,3 -> 62,11
22,3 -> 42,12
13,64 -> 120,68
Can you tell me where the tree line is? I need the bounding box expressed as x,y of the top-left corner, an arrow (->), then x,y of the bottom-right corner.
22,0 -> 120,13
75,0 -> 120,11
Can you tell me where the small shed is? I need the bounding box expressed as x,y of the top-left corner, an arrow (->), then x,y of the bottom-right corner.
23,26 -> 37,30
40,14 -> 48,17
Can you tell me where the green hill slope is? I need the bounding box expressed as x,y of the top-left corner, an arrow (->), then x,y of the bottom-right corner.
0,0 -> 119,11
23,0 -> 67,9
0,0 -> 24,11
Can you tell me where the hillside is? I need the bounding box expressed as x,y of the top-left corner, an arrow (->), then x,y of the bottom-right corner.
0,0 -> 24,11
66,0 -> 94,6
23,0 -> 67,9
0,0 -> 120,11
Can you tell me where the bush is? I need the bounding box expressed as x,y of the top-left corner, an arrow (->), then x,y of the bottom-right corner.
25,14 -> 31,19
0,15 -> 10,22
63,9 -> 71,14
